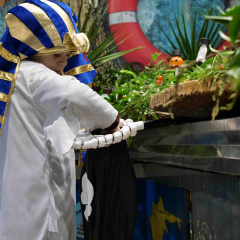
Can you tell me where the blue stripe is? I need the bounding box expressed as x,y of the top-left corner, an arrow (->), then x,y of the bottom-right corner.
25,0 -> 69,40
72,11 -> 78,24
64,53 -> 90,73
9,6 -> 54,49
0,80 -> 12,95
1,30 -> 18,57
0,56 -> 17,74
11,37 -> 38,57
75,70 -> 96,85
0,102 -> 6,116
63,53 -> 96,84
48,0 -> 78,33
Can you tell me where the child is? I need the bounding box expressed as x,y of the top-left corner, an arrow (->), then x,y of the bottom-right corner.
0,1 -> 119,240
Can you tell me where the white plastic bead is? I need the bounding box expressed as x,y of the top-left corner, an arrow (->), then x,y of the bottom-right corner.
113,131 -> 122,144
121,126 -> 131,140
96,136 -> 107,148
134,121 -> 144,130
125,119 -> 133,124
104,134 -> 114,146
130,131 -> 137,137
83,138 -> 98,149
126,122 -> 137,132
72,140 -> 83,149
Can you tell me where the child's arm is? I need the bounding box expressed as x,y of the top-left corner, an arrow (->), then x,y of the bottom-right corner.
29,65 -> 118,131
28,65 -> 119,154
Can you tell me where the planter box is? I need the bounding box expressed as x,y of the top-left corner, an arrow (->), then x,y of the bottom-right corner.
150,78 -> 237,118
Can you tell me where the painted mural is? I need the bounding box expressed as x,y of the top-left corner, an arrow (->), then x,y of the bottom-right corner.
0,0 -> 23,35
76,179 -> 189,240
0,0 -> 236,69
133,179 -> 189,240
108,0 -> 229,67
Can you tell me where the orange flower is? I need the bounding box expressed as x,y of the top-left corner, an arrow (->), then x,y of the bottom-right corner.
218,66 -> 224,70
93,83 -> 96,87
158,76 -> 163,80
184,79 -> 189,82
157,80 -> 161,85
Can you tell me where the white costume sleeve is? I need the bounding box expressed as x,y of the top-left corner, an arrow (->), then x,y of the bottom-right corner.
28,64 -> 118,154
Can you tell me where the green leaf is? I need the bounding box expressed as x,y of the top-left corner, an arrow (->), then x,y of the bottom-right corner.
219,30 -> 231,42
220,50 -> 234,56
174,13 -> 189,58
204,15 -> 232,24
104,35 -> 131,56
151,53 -> 158,61
152,112 -> 158,120
155,43 -> 172,55
229,47 -> 240,68
87,26 -> 120,61
182,11 -> 192,59
89,5 -> 108,47
98,89 -> 103,96
120,70 -> 136,77
87,2 -> 104,37
80,5 -> 92,33
207,23 -> 221,46
229,13 -> 240,43
77,0 -> 83,29
209,44 -> 220,53
191,10 -> 197,58
225,5 -> 240,16
216,6 -> 226,15
211,25 -> 226,49
158,23 -> 178,51
196,6 -> 212,53
168,19 -> 187,59
93,47 -> 142,67
200,57 -> 214,69
117,93 -> 123,100
207,22 -> 217,39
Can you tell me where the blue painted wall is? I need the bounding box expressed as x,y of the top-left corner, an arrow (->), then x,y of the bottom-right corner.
133,179 -> 188,240
0,0 -> 23,36
76,179 -> 189,240
137,0 -> 228,53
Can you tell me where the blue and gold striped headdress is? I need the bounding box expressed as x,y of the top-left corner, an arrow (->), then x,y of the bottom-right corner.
0,0 -> 97,136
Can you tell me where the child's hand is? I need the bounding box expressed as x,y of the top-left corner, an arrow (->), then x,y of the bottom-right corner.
102,124 -> 120,135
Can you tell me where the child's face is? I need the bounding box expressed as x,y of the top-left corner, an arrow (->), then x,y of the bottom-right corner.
30,51 -> 71,74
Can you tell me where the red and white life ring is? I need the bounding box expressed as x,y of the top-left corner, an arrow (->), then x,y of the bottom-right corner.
108,0 -> 168,68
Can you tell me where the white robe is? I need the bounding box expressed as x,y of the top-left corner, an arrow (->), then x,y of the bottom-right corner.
0,60 -> 118,240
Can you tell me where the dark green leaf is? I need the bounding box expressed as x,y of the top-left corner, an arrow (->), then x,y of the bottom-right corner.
182,11 -> 192,59
77,0 -> 83,29
80,5 -> 92,33
168,19 -> 187,59
211,25 -> 226,49
87,2 -> 104,37
229,47 -> 240,68
191,10 -> 197,58
155,43 -> 172,55
229,13 -> 240,43
89,5 -> 108,47
158,23 -> 178,50
87,26 -> 120,61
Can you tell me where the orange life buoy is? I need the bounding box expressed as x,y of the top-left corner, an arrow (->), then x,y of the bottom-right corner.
108,0 -> 168,68
0,0 -> 6,7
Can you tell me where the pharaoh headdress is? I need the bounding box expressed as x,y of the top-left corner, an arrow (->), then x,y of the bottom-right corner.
0,0 -> 96,136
